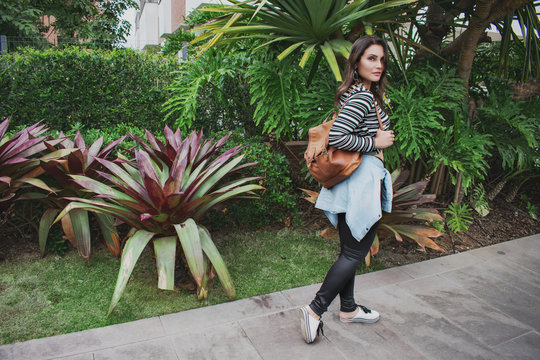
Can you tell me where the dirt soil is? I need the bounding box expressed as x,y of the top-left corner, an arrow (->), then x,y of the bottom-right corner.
297,193 -> 539,268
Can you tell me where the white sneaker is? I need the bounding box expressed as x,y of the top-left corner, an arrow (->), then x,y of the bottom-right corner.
340,304 -> 380,323
299,305 -> 323,343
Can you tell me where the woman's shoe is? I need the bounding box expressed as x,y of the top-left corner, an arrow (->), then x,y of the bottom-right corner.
339,304 -> 380,323
299,305 -> 323,343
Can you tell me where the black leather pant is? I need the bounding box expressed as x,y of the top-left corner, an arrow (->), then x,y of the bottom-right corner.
309,213 -> 379,316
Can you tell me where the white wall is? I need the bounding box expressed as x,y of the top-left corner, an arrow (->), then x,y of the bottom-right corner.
137,2 -> 160,49
122,7 -> 138,49
159,0 -> 173,37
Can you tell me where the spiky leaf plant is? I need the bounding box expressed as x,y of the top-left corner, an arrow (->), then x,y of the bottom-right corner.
378,169 -> 444,253
36,131 -> 125,260
193,0 -> 417,81
54,127 -> 263,314
301,168 -> 444,264
0,117 -> 58,203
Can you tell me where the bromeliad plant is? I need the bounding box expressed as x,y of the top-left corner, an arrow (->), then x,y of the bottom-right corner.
37,132 -> 125,260
55,127 -> 263,314
0,117 -> 60,209
301,169 -> 444,265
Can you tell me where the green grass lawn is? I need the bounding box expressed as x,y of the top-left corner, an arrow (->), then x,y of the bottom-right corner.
0,229 -> 386,345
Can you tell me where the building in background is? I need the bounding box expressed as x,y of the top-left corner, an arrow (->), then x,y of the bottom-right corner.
124,0 -> 220,50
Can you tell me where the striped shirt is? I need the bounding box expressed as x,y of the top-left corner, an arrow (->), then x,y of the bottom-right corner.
328,83 -> 391,153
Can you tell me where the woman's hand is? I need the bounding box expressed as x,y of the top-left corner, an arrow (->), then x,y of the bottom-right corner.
374,129 -> 395,149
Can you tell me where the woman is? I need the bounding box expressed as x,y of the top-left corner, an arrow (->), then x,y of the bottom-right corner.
299,35 -> 395,344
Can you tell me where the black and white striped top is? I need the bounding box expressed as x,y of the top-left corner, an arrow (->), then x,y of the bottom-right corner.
328,83 -> 390,153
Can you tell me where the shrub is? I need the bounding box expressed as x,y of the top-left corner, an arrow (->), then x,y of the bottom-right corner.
0,47 -> 180,132
202,131 -> 299,229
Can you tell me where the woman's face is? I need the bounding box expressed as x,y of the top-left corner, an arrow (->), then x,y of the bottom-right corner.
356,44 -> 385,87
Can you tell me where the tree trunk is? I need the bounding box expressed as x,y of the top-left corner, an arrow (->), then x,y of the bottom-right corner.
408,160 -> 417,184
453,172 -> 463,203
456,0 -> 494,89
443,0 -> 531,89
412,0 -> 475,64
504,181 -> 521,203
430,164 -> 443,195
488,179 -> 507,200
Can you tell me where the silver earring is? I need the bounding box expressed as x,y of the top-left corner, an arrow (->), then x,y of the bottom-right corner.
353,69 -> 360,82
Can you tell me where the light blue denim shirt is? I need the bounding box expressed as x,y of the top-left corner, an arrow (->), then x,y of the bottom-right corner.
315,155 -> 392,241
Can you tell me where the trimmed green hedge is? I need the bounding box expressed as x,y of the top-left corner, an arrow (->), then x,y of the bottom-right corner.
0,47 -> 180,131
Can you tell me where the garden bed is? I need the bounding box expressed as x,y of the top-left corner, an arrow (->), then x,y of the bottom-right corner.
0,190 -> 538,345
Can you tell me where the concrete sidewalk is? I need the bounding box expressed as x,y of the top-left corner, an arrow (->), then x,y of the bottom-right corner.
1,234 -> 539,360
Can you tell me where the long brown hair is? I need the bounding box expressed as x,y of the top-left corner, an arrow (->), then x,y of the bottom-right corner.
335,35 -> 389,109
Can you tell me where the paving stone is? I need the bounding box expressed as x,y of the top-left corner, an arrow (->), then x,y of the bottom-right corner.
239,309 -> 345,360
280,268 -> 413,308
493,331 -> 540,360
506,252 -> 540,274
55,354 -> 94,360
1,317 -> 164,360
441,266 -> 540,331
279,283 -> 321,307
355,284 -> 505,360
93,337 -> 177,360
472,258 -> 540,299
503,234 -> 540,248
398,275 -> 531,346
350,267 -> 414,290
320,315 -> 427,360
170,322 -> 261,360
492,237 -> 540,258
160,292 -> 292,335
466,243 -> 521,261
398,252 -> 481,279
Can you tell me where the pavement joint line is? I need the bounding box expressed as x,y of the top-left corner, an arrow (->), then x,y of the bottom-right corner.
438,264 -> 540,334
237,322 -> 264,360
491,329 -> 538,347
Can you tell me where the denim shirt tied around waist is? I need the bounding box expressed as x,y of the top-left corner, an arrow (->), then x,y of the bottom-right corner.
314,155 -> 393,242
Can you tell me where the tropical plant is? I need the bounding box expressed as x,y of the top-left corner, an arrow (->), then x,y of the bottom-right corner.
0,117 -> 55,204
445,202 -> 473,233
54,126 -> 263,314
162,48 -> 249,133
36,131 -> 125,260
246,55 -> 306,139
470,183 -> 490,217
430,108 -> 493,202
194,0 -> 418,80
477,78 -> 539,202
301,168 -> 444,264
404,0 -> 538,90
